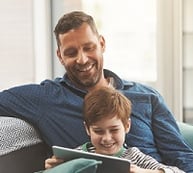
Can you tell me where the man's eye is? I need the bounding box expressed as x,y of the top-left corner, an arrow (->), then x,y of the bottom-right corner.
84,45 -> 95,52
64,49 -> 77,58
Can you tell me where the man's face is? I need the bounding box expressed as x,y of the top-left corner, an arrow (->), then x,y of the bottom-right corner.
57,23 -> 105,89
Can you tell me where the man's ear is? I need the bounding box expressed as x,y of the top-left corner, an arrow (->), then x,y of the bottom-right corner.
57,49 -> 64,65
84,122 -> 91,136
125,118 -> 131,133
99,35 -> 105,52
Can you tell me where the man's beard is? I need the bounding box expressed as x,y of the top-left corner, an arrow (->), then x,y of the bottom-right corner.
74,68 -> 102,88
67,65 -> 103,89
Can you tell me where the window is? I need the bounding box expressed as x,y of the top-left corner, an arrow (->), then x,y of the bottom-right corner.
183,0 -> 193,123
0,0 -> 34,90
81,0 -> 157,82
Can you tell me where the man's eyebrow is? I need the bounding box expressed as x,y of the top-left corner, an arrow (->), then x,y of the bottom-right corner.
83,42 -> 95,46
63,42 -> 93,51
63,46 -> 77,51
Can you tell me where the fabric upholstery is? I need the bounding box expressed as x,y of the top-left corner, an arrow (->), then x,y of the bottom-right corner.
0,116 -> 42,156
36,158 -> 102,173
177,122 -> 193,150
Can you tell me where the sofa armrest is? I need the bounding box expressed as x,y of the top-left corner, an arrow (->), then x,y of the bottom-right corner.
0,116 -> 43,155
0,116 -> 49,173
177,121 -> 193,150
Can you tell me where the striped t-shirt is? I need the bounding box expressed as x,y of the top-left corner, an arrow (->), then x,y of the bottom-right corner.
76,142 -> 184,173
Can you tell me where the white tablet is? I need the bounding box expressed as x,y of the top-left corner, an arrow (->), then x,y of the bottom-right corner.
52,145 -> 130,173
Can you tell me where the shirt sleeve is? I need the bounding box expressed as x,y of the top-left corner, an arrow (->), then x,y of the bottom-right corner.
150,92 -> 193,170
0,84 -> 43,123
124,81 -> 193,172
124,147 -> 185,173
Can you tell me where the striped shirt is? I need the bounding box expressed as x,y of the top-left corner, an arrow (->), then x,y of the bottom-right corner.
77,142 -> 185,173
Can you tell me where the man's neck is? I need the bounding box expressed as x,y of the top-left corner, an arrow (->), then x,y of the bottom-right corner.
87,77 -> 114,92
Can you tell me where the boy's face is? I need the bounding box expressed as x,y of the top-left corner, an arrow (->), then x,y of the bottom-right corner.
85,115 -> 130,155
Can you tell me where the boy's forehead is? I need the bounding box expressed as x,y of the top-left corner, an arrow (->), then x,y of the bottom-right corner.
90,116 -> 123,126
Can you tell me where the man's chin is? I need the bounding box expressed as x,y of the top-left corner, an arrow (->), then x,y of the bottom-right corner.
79,78 -> 97,87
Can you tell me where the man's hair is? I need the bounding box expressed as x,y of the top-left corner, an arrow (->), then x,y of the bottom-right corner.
83,87 -> 132,128
54,11 -> 99,47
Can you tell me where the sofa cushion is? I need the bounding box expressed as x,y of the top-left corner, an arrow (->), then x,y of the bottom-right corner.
0,116 -> 43,156
0,116 -> 50,173
0,143 -> 48,173
177,121 -> 193,150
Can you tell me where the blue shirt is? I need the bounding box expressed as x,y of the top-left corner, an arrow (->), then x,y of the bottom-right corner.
0,69 -> 193,172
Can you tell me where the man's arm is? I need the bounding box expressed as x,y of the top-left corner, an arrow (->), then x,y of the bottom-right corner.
123,82 -> 193,172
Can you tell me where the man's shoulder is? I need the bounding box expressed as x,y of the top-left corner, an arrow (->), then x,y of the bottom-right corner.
40,77 -> 63,86
122,79 -> 159,95
0,78 -> 64,98
104,69 -> 159,95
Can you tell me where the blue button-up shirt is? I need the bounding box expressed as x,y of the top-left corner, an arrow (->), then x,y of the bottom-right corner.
0,69 -> 193,172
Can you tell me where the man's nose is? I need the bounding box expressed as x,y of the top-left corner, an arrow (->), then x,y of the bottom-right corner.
76,51 -> 88,64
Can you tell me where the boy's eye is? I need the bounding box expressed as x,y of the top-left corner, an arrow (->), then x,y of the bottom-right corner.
93,130 -> 104,134
110,129 -> 119,133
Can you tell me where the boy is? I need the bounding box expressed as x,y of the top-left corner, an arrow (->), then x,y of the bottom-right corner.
45,87 -> 184,173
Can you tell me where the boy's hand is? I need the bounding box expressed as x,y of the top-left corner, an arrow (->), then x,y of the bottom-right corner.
130,164 -> 164,173
45,155 -> 64,169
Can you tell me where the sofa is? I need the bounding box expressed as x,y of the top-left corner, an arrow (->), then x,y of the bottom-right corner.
0,116 -> 193,173
177,121 -> 193,149
0,116 -> 49,173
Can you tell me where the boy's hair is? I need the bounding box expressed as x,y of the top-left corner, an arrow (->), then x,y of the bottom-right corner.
54,11 -> 99,47
83,87 -> 132,128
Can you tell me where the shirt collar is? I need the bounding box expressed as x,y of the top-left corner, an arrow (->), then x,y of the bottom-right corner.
58,69 -> 134,91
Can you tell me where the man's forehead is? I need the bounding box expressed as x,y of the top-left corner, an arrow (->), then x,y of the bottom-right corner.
58,27 -> 98,48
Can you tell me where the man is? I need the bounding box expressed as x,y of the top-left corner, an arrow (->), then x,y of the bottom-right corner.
0,11 -> 192,172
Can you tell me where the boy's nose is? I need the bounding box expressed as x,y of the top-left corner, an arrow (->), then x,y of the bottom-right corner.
102,132 -> 112,141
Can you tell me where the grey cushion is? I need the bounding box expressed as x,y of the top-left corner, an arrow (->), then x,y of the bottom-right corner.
0,116 -> 43,156
0,116 -> 49,173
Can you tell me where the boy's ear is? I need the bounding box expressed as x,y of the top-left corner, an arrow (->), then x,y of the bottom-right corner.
84,121 -> 91,136
125,118 -> 131,133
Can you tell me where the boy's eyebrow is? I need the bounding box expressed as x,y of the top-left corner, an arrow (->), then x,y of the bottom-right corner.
90,126 -> 101,129
91,125 -> 121,129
